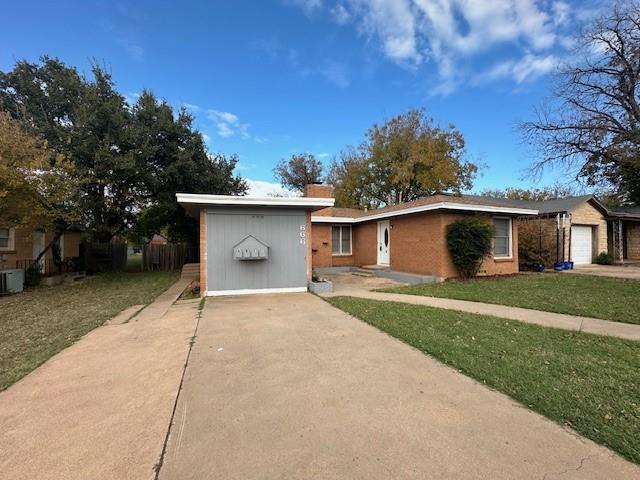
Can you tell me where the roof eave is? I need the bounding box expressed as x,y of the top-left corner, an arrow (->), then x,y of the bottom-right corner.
312,201 -> 538,223
176,193 -> 335,217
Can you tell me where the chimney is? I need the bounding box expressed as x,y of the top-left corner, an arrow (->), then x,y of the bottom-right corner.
303,183 -> 334,198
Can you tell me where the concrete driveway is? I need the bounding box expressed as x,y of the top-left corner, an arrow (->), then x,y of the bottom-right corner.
566,263 -> 640,279
159,293 -> 638,479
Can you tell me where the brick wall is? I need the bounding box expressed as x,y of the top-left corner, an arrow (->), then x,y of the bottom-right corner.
306,212 -> 313,278
0,227 -> 81,270
387,213 -> 443,276
569,201 -> 608,258
303,184 -> 333,198
353,223 -> 377,266
627,223 -> 640,260
311,224 -> 332,267
310,223 -> 357,268
199,208 -> 207,296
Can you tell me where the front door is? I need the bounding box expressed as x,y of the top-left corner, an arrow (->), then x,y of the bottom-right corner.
377,221 -> 390,265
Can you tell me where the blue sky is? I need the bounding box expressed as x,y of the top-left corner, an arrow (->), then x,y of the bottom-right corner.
2,0 -> 605,195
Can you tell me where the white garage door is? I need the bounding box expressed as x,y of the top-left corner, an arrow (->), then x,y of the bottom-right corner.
571,226 -> 593,265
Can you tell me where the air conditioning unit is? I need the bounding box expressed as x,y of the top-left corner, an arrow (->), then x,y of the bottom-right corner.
0,269 -> 25,294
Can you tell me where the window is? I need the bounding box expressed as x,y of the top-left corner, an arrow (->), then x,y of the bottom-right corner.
493,217 -> 511,258
331,225 -> 352,255
0,227 -> 14,251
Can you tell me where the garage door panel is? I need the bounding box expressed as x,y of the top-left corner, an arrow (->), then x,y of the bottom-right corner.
571,226 -> 593,265
207,209 -> 307,293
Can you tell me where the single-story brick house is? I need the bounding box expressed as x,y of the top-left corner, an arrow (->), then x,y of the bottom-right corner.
306,184 -> 539,281
177,186 -> 538,295
0,226 -> 82,274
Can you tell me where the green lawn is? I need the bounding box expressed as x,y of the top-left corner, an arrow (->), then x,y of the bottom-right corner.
381,273 -> 640,324
0,270 -> 179,391
326,296 -> 640,464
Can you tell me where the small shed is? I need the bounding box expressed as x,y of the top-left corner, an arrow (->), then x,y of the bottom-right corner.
177,194 -> 334,296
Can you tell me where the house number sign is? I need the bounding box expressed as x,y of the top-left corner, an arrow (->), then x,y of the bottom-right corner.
299,224 -> 306,245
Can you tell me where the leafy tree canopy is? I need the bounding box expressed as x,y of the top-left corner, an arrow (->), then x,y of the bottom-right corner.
273,153 -> 324,192
0,111 -> 79,229
328,109 -> 477,208
478,184 -> 579,202
0,57 -> 246,243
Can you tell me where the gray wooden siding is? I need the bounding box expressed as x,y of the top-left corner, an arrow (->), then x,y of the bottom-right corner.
206,208 -> 307,292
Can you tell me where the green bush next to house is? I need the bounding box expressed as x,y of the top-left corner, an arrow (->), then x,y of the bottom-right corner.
446,217 -> 494,278
595,251 -> 614,265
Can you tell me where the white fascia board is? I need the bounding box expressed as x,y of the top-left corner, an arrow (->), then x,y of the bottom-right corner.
311,202 -> 538,224
176,193 -> 334,208
310,216 -> 355,224
206,286 -> 308,296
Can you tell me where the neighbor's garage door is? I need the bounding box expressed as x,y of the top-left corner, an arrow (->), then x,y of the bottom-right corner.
571,226 -> 593,265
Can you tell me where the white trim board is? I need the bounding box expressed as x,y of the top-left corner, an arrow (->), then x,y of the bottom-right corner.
177,193 -> 334,208
311,201 -> 538,224
206,286 -> 308,297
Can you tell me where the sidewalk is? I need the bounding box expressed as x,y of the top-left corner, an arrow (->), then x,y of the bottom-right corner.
322,289 -> 640,341
0,279 -> 198,480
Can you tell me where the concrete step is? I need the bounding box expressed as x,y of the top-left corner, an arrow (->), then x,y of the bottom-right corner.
360,265 -> 391,272
352,271 -> 374,278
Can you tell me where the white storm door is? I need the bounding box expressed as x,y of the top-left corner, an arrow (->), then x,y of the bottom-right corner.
377,221 -> 390,265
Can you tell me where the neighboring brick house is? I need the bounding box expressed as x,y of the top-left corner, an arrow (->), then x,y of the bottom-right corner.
608,205 -> 640,261
486,195 -> 640,266
0,226 -> 82,274
306,185 -> 538,281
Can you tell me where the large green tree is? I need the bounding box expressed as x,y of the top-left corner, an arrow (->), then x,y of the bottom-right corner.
273,153 -> 324,192
130,91 -> 246,243
1,57 -> 246,243
328,109 -> 477,208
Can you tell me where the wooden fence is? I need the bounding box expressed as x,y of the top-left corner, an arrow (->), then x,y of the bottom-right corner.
142,244 -> 198,271
81,243 -> 128,274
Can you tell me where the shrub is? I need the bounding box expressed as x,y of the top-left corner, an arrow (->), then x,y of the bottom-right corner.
595,251 -> 613,265
23,263 -> 42,287
446,217 -> 494,279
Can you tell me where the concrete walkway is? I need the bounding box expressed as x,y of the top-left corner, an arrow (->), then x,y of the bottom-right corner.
0,281 -> 198,480
321,289 -> 640,341
159,293 -> 638,479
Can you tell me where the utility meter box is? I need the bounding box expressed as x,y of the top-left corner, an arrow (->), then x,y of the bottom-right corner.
0,268 -> 25,294
233,235 -> 269,261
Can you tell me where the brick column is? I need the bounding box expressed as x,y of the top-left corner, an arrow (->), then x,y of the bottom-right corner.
199,208 -> 207,296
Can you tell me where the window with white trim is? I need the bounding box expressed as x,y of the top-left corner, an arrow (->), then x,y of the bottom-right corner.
331,225 -> 352,255
493,217 -> 511,258
0,227 -> 15,251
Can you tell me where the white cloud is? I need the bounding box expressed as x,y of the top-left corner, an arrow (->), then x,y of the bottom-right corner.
182,102 -> 200,112
291,0 -> 578,92
349,0 -> 420,63
317,152 -> 330,158
245,179 -> 300,197
208,109 -> 259,140
202,133 -> 211,144
485,53 -> 559,84
331,4 -> 352,24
